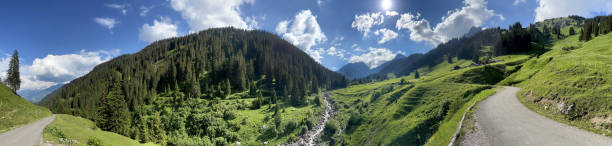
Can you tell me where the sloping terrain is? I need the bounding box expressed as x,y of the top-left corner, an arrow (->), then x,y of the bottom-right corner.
0,83 -> 52,133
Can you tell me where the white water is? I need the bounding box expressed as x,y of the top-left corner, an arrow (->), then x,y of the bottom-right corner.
292,92 -> 333,146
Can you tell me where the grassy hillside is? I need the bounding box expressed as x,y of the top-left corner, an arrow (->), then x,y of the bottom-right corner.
503,33 -> 612,136
0,84 -> 52,133
324,56 -> 530,145
43,114 -> 157,146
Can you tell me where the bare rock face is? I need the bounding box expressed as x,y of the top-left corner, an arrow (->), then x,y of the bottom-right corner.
558,102 -> 574,115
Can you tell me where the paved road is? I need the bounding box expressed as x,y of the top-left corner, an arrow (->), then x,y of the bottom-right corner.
474,87 -> 612,146
0,115 -> 55,146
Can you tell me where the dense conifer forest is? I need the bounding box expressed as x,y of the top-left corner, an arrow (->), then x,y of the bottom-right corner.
39,28 -> 347,145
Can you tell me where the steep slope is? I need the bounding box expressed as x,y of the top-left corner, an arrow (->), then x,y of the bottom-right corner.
0,83 -> 52,133
39,28 -> 347,145
17,83 -> 64,103
502,32 -> 612,136
40,27 -> 347,119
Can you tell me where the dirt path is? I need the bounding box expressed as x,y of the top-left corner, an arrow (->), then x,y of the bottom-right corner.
292,92 -> 333,146
0,115 -> 55,146
465,87 -> 612,146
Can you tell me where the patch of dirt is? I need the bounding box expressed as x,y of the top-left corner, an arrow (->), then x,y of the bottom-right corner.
590,115 -> 612,132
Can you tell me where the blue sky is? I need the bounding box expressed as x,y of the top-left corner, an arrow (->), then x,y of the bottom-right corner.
0,0 -> 611,90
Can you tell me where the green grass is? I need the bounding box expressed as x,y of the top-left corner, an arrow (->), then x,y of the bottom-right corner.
322,54 -> 541,145
503,33 -> 612,136
0,84 -> 52,133
229,94 -> 324,145
426,88 -> 497,146
43,114 -> 158,146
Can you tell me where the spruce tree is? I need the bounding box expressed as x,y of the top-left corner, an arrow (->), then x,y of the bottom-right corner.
6,50 -> 20,92
414,70 -> 420,79
96,80 -> 130,136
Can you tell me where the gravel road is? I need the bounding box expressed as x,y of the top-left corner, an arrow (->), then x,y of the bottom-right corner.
0,115 -> 55,146
470,87 -> 612,146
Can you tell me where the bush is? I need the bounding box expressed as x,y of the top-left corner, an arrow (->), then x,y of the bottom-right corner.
284,119 -> 298,134
86,137 -> 104,146
323,119 -> 339,138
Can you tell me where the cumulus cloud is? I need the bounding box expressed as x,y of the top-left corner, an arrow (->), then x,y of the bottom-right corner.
275,10 -> 327,62
534,0 -> 612,21
93,17 -> 118,30
396,0 -> 503,46
349,47 -> 401,69
105,3 -> 127,15
0,50 -> 119,90
351,12 -> 384,37
373,28 -> 398,44
170,0 -> 254,32
139,17 -> 179,42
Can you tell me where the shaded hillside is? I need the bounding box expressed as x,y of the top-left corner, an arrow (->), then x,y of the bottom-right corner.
0,83 -> 52,132
40,27 -> 348,120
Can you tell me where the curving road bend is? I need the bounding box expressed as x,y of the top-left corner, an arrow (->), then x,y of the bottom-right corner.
0,115 -> 55,146
471,87 -> 612,146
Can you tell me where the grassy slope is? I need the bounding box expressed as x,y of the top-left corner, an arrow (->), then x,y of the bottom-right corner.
0,84 -> 52,133
43,114 -> 157,146
503,33 -> 612,136
229,95 -> 324,145
328,56 -> 527,145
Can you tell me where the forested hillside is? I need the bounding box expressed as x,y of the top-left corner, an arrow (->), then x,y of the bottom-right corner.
358,16 -> 588,82
39,28 -> 347,145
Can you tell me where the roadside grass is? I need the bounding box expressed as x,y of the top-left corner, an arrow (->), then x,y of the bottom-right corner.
43,114 -> 158,146
426,88 -> 497,146
0,84 -> 52,133
504,33 -> 612,136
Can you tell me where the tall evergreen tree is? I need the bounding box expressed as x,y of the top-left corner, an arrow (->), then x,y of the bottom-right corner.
96,80 -> 130,136
414,70 -> 420,79
6,50 -> 20,92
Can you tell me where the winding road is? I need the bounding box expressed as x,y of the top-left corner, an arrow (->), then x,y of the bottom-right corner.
292,92 -> 333,146
468,87 -> 612,146
0,115 -> 55,146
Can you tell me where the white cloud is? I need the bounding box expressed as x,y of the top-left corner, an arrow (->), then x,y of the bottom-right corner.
139,17 -> 179,42
534,0 -> 612,21
317,0 -> 324,7
0,50 -> 119,90
93,17 -> 118,30
275,10 -> 327,62
349,47 -> 400,69
513,0 -> 526,5
373,28 -> 398,44
326,46 -> 347,59
245,16 -> 259,29
396,0 -> 503,46
170,0 -> 254,32
351,12 -> 384,37
140,6 -> 154,16
385,11 -> 399,16
105,3 -> 127,15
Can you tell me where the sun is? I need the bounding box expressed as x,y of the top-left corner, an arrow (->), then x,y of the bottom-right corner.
382,0 -> 392,10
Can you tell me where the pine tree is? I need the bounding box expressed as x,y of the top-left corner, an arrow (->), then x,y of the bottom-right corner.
6,50 -> 20,92
414,70 -> 420,79
569,27 -> 576,35
96,80 -> 130,136
151,112 -> 167,145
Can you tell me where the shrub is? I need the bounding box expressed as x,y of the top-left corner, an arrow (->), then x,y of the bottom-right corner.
323,119 -> 339,138
86,137 -> 104,146
284,119 -> 298,134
